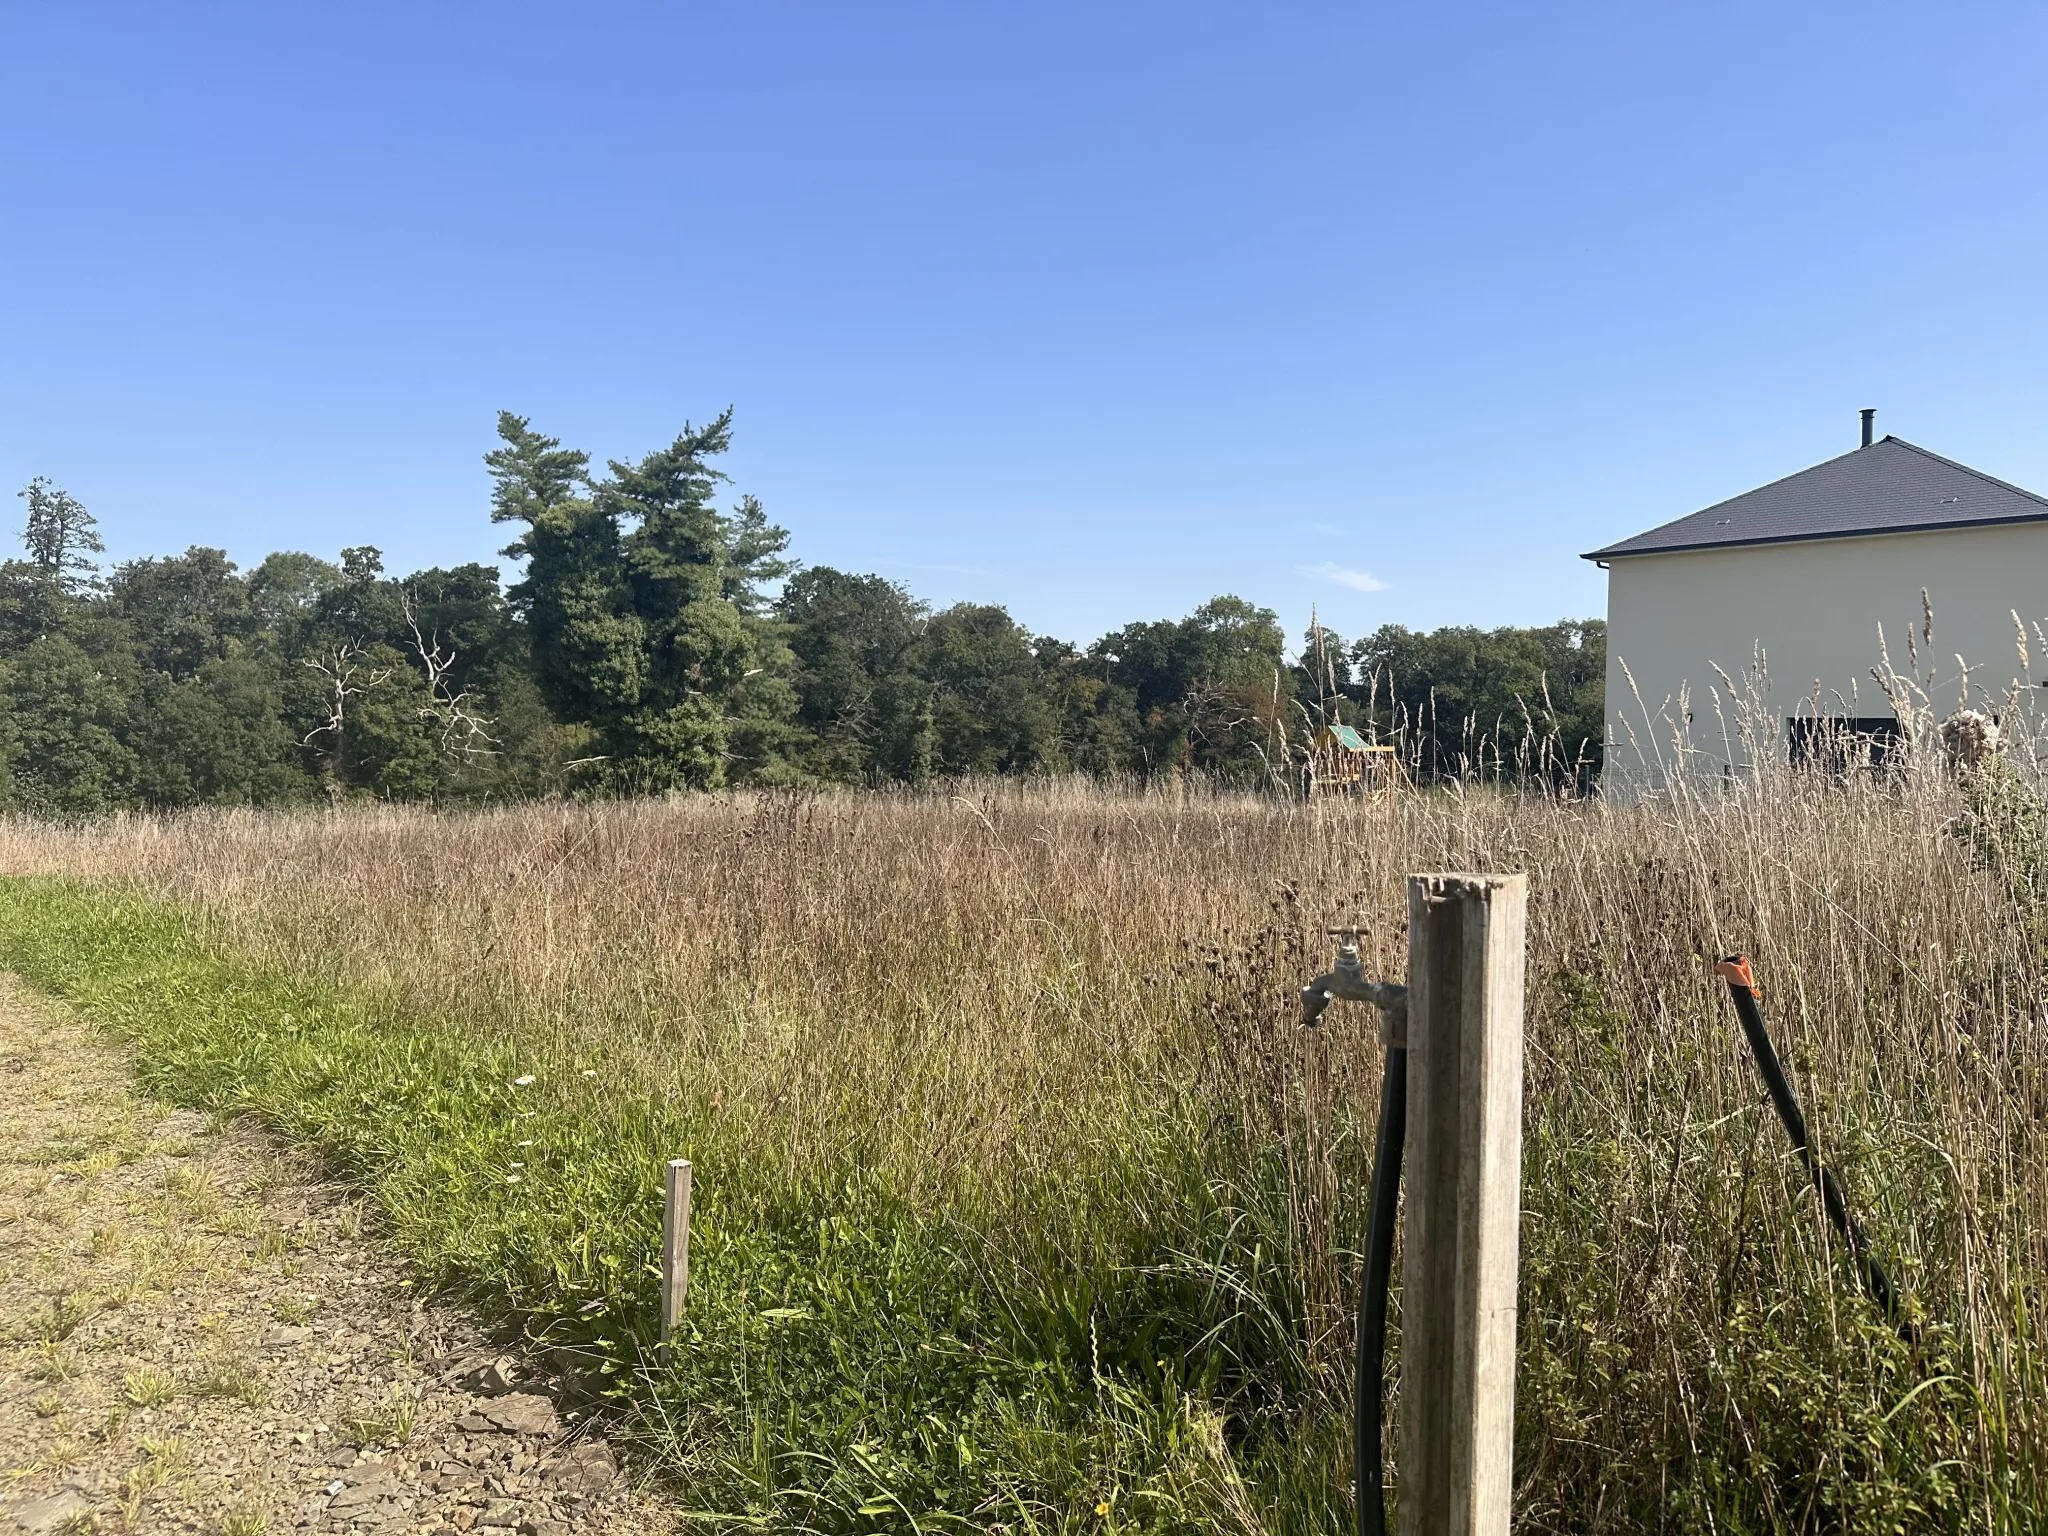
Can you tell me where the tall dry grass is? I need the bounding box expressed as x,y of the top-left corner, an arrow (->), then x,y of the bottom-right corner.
1,767 -> 2044,1529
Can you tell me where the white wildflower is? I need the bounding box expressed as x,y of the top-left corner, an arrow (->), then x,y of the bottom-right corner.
513,1075 -> 536,1087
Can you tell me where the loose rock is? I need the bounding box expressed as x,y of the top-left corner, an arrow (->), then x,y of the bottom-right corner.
2,1490 -> 93,1534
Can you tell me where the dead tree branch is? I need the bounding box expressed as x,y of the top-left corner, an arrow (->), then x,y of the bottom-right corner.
401,590 -> 499,761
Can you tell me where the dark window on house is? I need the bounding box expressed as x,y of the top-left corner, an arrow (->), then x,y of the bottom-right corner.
1786,716 -> 1905,775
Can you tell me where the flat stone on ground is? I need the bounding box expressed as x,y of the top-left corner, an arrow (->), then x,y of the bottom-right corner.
2,1490 -> 92,1534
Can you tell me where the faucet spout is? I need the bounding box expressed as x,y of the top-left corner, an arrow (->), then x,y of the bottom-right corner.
1301,943 -> 1408,1043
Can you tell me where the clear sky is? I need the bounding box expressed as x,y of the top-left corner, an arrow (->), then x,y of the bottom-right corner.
4,3 -> 2046,651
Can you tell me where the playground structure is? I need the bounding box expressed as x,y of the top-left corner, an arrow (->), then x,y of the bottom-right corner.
1306,723 -> 1403,799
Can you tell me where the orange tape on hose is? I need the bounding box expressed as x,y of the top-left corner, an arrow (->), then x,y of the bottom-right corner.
1715,954 -> 1760,998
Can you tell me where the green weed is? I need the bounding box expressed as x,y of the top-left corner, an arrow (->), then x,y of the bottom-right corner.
122,1366 -> 176,1408
342,1384 -> 418,1448
188,1353 -> 268,1407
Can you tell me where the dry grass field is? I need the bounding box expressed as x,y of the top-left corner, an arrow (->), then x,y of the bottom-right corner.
0,768 -> 2043,1532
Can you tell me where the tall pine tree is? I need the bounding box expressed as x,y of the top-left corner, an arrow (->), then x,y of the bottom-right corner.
488,410 -> 799,789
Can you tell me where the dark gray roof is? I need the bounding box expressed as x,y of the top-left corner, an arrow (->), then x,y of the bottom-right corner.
1582,437 -> 2048,561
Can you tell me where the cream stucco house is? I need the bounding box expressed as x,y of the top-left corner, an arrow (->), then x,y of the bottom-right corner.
1585,414 -> 2048,791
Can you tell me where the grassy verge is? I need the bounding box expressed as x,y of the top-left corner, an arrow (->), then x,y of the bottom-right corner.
0,876 -> 1325,1535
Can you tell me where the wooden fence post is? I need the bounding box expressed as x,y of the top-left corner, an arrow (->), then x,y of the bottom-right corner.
661,1158 -> 693,1354
1401,873 -> 1527,1536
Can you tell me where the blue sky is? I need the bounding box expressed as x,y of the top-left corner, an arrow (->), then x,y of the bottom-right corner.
3,3 -> 2046,651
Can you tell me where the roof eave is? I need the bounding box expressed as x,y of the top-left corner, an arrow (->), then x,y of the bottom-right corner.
1582,509 -> 2048,563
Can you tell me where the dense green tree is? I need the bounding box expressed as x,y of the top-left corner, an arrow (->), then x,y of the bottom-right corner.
482,666 -> 603,796
1086,596 -> 1291,782
1032,639 -> 1136,775
389,563 -> 523,780
0,562 -> 67,651
1350,618 -> 1604,778
248,551 -> 345,643
109,547 -> 255,681
0,479 -> 102,650
604,412 -> 792,787
0,419 -> 1607,814
126,656 -> 300,808
279,550 -> 376,796
917,604 -> 1053,776
1172,596 -> 1291,781
320,547 -> 409,641
488,415 -> 645,761
1,635 -> 132,813
779,568 -> 932,782
490,410 -> 799,790
720,495 -> 798,614
19,478 -> 104,593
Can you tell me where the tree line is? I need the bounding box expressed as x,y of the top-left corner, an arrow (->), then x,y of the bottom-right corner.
0,411 -> 1604,812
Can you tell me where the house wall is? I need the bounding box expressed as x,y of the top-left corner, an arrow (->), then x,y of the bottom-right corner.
1601,520 -> 2048,790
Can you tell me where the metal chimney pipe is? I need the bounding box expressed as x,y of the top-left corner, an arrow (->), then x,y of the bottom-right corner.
1861,408 -> 1875,447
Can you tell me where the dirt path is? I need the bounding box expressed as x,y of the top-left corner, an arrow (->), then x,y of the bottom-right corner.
0,978 -> 671,1536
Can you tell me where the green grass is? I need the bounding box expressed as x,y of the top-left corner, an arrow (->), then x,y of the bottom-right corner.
0,877 -> 1304,1534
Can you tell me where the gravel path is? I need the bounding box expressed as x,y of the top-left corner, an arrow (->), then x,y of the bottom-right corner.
0,977 -> 672,1536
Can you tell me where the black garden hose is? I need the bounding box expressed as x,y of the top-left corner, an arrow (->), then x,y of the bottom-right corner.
1718,955 -> 1916,1343
1355,1041 -> 1406,1536
1329,947 -> 1911,1536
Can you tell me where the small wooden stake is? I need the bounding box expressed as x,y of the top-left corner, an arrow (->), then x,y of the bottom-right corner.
1401,872 -> 1527,1536
661,1158 -> 692,1353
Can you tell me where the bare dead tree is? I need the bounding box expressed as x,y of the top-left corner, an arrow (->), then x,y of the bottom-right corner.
401,589 -> 499,762
1183,677 -> 1282,788
302,641 -> 394,801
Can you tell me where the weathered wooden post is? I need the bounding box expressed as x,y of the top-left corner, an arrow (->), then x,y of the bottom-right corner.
1401,873 -> 1527,1536
660,1157 -> 693,1356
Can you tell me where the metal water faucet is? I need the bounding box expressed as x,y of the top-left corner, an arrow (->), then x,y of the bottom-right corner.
1301,932 -> 1408,1044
